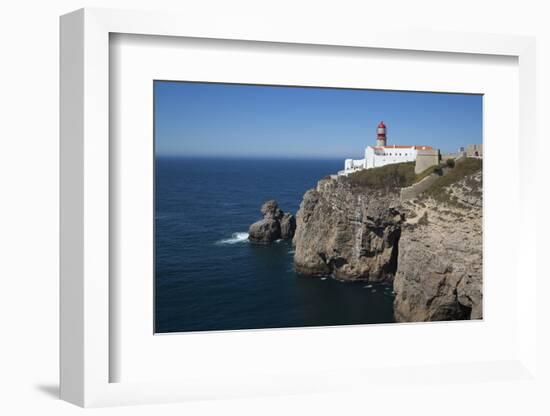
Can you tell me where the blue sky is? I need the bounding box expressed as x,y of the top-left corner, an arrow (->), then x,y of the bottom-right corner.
154,81 -> 482,158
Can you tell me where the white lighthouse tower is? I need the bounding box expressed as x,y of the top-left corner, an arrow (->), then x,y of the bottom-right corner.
376,121 -> 387,146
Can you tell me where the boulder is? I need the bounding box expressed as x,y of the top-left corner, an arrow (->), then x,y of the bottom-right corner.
248,200 -> 295,243
248,218 -> 281,243
261,200 -> 284,220
280,213 -> 296,239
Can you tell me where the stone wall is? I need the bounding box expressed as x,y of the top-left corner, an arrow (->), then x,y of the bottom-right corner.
400,173 -> 439,202
414,148 -> 440,174
466,144 -> 483,158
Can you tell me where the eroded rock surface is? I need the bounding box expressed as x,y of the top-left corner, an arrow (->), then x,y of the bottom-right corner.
293,178 -> 403,281
280,213 -> 297,240
248,200 -> 296,243
393,170 -> 483,321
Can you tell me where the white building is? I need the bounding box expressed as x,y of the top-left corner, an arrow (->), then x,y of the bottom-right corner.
340,121 -> 435,175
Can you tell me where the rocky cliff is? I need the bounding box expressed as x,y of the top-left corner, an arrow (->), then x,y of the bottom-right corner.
293,177 -> 402,281
293,159 -> 483,322
393,169 -> 483,322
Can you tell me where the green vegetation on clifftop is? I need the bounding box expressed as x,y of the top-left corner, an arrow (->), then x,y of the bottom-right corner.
414,164 -> 443,183
421,158 -> 482,203
342,158 -> 481,198
343,162 -> 416,191
344,162 -> 443,191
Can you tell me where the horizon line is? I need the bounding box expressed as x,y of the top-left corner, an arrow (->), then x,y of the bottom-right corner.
155,154 -> 353,160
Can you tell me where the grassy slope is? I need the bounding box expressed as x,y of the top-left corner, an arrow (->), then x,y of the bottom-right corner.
342,158 -> 482,199
343,162 -> 416,191
414,164 -> 443,183
344,162 -> 442,191
421,158 -> 482,203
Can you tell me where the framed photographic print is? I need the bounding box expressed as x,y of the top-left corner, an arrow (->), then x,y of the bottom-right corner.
60,8 -> 538,408
153,81 -> 483,334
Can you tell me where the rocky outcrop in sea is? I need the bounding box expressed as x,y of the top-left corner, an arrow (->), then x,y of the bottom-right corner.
248,200 -> 296,243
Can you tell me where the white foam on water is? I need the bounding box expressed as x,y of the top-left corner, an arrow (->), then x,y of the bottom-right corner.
216,232 -> 249,245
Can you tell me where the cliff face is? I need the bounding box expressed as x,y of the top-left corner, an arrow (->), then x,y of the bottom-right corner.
393,170 -> 483,322
293,178 -> 402,281
293,160 -> 482,322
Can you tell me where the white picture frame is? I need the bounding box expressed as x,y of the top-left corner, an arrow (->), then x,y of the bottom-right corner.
60,7 -> 537,408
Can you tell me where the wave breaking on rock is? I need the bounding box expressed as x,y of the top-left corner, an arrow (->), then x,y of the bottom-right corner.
216,232 -> 249,245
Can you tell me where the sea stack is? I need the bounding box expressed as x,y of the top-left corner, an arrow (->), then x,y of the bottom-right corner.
248,200 -> 296,243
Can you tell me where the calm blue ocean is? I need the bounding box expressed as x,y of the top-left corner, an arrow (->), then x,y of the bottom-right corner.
155,158 -> 394,333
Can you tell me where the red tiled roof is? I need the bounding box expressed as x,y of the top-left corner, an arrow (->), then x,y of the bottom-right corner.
372,145 -> 433,150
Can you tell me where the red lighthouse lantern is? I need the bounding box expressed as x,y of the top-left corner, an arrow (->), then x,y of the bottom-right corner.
376,121 -> 387,146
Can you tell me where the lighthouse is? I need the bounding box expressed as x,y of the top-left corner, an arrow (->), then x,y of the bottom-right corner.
376,121 -> 387,147
340,120 -> 439,176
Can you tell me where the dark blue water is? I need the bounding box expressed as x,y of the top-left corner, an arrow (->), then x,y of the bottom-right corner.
155,158 -> 395,333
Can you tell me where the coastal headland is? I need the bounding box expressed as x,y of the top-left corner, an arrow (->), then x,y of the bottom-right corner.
253,157 -> 483,322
